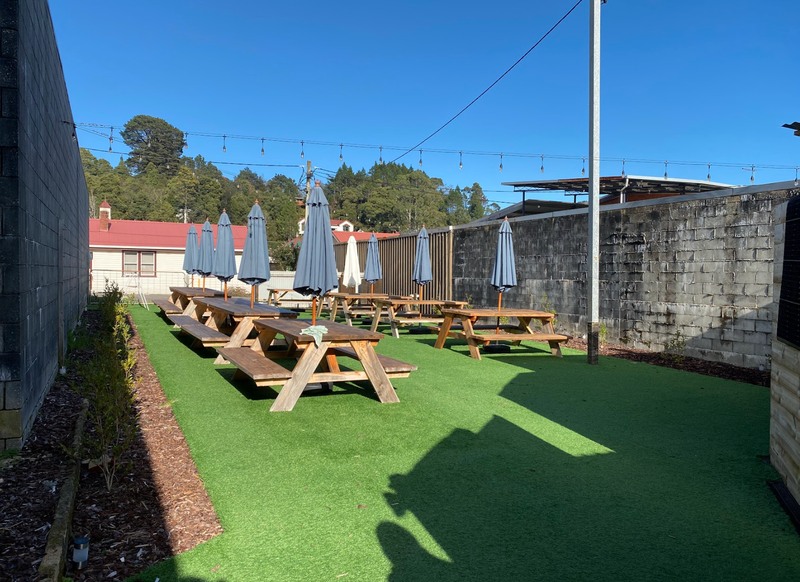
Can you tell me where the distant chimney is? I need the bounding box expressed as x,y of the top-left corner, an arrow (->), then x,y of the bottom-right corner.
99,200 -> 111,232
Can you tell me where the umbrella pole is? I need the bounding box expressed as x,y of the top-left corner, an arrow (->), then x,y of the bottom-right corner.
496,292 -> 503,335
418,285 -> 423,320
224,282 -> 228,301
312,297 -> 317,326
251,286 -> 255,308
370,283 -> 374,294
203,277 -> 206,292
191,274 -> 194,287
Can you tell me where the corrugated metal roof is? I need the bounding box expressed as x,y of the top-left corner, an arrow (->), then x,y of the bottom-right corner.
89,218 -> 249,251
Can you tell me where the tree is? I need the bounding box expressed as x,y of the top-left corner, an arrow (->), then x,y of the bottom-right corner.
120,115 -> 185,177
465,183 -> 487,220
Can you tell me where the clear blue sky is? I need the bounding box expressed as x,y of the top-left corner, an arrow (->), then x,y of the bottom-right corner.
50,0 -> 799,208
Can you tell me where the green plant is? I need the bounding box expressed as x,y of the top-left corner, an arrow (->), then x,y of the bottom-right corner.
539,294 -> 558,329
75,289 -> 138,492
598,323 -> 608,346
228,286 -> 250,298
663,330 -> 687,365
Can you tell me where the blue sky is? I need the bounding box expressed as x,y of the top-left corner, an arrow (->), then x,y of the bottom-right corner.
50,0 -> 799,208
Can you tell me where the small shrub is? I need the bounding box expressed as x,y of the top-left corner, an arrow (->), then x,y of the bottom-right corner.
539,293 -> 558,329
663,330 -> 687,365
598,323 -> 608,346
227,286 -> 250,298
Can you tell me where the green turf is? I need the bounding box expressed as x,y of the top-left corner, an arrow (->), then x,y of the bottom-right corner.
127,307 -> 800,582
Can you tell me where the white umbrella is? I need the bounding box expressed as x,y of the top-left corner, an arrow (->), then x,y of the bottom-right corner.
342,235 -> 362,292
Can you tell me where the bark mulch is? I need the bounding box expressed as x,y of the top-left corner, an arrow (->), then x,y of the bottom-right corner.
0,311 -> 769,581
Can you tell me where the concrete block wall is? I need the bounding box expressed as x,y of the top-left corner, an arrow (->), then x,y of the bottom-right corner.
453,184 -> 797,370
0,0 -> 89,450
770,198 -> 800,504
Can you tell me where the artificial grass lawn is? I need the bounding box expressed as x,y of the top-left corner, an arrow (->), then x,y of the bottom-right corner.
127,306 -> 800,581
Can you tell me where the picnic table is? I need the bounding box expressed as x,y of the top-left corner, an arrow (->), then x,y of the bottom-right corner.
327,292 -> 393,325
434,307 -> 570,360
266,288 -> 326,312
218,318 -> 416,412
154,286 -> 225,316
168,297 -> 297,364
368,298 -> 469,338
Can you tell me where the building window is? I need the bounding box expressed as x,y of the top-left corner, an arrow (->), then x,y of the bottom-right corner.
342,224 -> 350,232
122,251 -> 157,277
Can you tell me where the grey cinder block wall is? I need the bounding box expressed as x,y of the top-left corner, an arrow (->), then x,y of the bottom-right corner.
0,0 -> 89,450
453,183 -> 797,370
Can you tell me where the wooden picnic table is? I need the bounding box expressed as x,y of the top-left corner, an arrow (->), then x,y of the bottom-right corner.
164,286 -> 225,316
327,292 -> 393,325
434,307 -> 570,360
266,288 -> 326,316
218,318 -> 416,412
369,298 -> 469,338
169,297 -> 298,364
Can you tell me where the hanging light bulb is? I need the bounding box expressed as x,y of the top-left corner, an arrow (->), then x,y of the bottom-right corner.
339,143 -> 344,162
795,167 -> 799,187
379,146 -> 383,164
499,153 -> 504,172
261,138 -> 265,156
750,165 -> 755,184
184,133 -> 188,151
540,155 -> 544,174
707,163 -> 711,182
300,140 -> 304,159
581,157 -> 586,176
222,135 -> 227,153
419,149 -> 423,167
621,158 -> 626,178
459,151 -> 463,170
664,161 -> 668,179
71,124 -> 77,141
108,126 -> 113,152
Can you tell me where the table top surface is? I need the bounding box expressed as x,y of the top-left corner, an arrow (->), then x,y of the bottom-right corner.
169,286 -> 225,298
193,297 -> 298,317
328,292 -> 391,300
441,307 -> 554,318
377,298 -> 468,307
254,318 -> 384,342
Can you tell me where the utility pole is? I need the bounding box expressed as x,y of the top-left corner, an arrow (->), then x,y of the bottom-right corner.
587,0 -> 602,365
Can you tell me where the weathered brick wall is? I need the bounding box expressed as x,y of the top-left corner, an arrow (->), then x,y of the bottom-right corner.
770,198 -> 800,504
453,184 -> 796,370
0,0 -> 89,450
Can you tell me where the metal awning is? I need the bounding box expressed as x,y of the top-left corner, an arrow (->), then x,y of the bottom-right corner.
502,175 -> 734,196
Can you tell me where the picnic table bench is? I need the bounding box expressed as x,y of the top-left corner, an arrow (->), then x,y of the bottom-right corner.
166,286 -> 225,315
434,308 -> 570,360
219,318 -> 416,412
151,297 -> 183,315
327,292 -> 394,325
369,298 -> 469,338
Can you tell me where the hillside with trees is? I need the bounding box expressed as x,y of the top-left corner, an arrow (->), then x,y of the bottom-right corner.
81,115 -> 495,237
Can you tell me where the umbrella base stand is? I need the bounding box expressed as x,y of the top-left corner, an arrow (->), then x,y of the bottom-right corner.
408,325 -> 431,335
483,343 -> 511,353
303,382 -> 333,393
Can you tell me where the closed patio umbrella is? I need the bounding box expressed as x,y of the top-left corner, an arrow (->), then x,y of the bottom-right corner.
182,225 -> 200,287
342,235 -> 362,291
198,219 -> 215,291
412,226 -> 432,319
238,201 -> 271,307
363,233 -> 383,293
489,217 -> 517,339
212,210 -> 237,300
293,181 -> 338,325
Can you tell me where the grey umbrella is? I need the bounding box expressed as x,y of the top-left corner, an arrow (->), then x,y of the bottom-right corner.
198,219 -> 215,291
490,217 -> 517,334
182,225 -> 200,287
293,183 -> 338,325
212,211 -> 237,300
363,233 -> 383,293
412,226 -> 432,321
238,202 -> 271,307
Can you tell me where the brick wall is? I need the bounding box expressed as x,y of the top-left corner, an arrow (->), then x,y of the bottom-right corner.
0,0 -> 89,450
453,184 -> 797,370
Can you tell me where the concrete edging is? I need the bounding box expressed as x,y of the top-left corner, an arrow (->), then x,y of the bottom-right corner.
37,399 -> 89,582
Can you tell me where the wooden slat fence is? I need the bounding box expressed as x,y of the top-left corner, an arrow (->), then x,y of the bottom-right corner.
334,228 -> 454,313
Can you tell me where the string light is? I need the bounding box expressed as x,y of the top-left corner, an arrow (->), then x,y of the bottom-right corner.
108,126 -> 113,152
300,140 -> 304,159
499,153 -> 503,172
581,157 -> 586,176
459,151 -> 463,170
339,143 -> 343,162
795,167 -> 799,187
664,161 -> 668,179
621,158 -> 626,178
184,133 -> 188,151
743,165 -> 755,184
222,135 -> 226,153
72,124 -> 77,141
379,146 -> 383,164
261,138 -> 265,156
540,154 -> 544,174
419,149 -> 423,167
707,163 -> 711,181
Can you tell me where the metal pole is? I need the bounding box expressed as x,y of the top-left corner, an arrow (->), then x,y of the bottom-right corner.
304,160 -> 312,223
587,0 -> 601,365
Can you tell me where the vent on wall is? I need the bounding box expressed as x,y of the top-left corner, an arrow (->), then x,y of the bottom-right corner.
777,196 -> 800,349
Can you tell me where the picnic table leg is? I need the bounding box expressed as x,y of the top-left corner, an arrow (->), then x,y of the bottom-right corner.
539,316 -> 563,357
343,299 -> 354,327
317,297 -> 325,319
462,317 -> 482,360
270,342 -> 330,412
206,310 -> 227,331
214,316 -> 255,364
329,297 -> 339,321
510,316 -> 533,347
350,341 -> 400,404
169,291 -> 183,307
370,301 -> 384,332
181,299 -> 197,317
388,306 -> 400,339
250,328 -> 279,355
434,314 -> 454,349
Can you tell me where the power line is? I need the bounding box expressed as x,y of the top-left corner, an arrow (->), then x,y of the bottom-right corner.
389,0 -> 585,164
